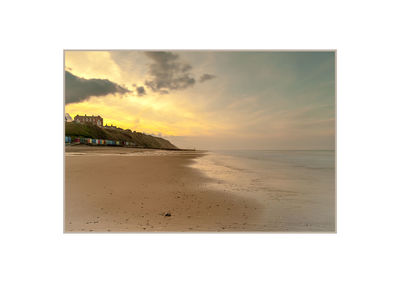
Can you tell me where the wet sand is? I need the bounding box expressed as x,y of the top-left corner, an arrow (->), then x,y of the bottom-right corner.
65,146 -> 265,232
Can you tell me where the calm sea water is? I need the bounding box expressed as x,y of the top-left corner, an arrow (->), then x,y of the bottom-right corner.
190,150 -> 336,231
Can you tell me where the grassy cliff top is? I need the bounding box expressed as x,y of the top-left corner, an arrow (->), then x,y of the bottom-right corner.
65,122 -> 178,150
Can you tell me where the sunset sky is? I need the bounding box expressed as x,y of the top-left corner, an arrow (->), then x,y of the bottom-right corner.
65,50 -> 335,150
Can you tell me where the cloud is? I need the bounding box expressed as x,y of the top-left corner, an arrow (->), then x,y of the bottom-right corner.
144,51 -> 196,94
136,86 -> 146,96
65,71 -> 130,104
199,73 -> 216,82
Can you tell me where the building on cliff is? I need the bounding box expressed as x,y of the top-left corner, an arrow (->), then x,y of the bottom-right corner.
65,113 -> 73,122
104,124 -> 117,129
74,114 -> 103,127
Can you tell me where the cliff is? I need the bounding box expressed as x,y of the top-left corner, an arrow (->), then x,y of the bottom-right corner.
65,122 -> 178,150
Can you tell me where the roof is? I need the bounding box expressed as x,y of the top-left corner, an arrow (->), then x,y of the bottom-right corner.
74,115 -> 102,119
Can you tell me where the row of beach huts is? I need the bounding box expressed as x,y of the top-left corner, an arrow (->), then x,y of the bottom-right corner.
65,136 -> 137,147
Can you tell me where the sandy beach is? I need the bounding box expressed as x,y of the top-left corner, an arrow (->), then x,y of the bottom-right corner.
65,146 -> 265,232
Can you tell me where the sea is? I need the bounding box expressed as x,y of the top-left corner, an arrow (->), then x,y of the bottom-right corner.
190,150 -> 336,231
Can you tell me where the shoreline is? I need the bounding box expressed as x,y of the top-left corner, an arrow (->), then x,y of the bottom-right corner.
65,146 -> 265,232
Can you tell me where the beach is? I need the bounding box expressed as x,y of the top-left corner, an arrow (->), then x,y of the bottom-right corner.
65,146 -> 265,232
65,146 -> 335,232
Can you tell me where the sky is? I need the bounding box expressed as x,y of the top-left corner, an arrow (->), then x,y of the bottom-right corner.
65,50 -> 335,150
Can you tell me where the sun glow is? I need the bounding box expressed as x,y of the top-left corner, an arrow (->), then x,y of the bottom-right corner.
65,92 -> 220,137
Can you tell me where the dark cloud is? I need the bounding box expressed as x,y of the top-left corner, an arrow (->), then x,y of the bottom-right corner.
144,51 -> 196,94
65,71 -> 130,104
199,73 -> 216,82
136,86 -> 146,96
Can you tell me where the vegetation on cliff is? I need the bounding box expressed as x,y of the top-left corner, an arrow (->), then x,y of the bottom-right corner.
65,122 -> 178,150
